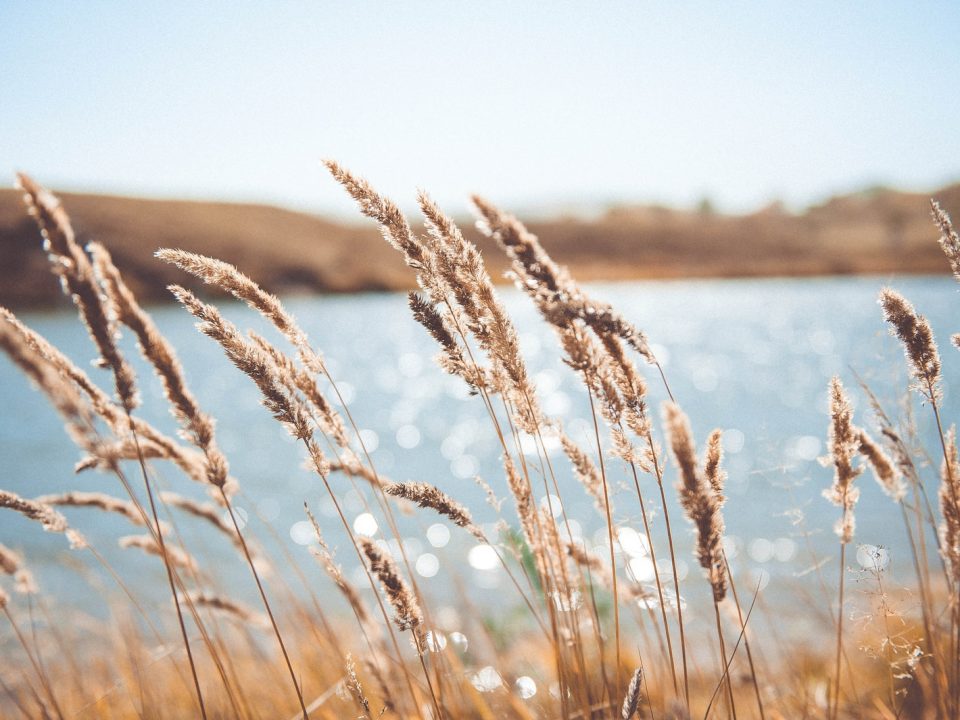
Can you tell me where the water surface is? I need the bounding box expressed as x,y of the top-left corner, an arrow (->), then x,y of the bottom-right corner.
1,276 -> 955,637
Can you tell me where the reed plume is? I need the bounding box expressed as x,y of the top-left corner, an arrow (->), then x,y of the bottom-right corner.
34,491 -> 159,530
620,667 -> 643,720
857,429 -> 905,502
879,288 -> 942,402
168,285 -> 315,446
932,200 -> 960,283
91,243 -> 230,489
559,430 -> 608,514
664,402 -> 726,602
306,508 -> 375,634
17,174 -> 139,412
187,592 -> 269,628
0,491 -> 70,537
704,429 -> 726,503
119,535 -> 197,571
345,653 -> 371,718
472,195 -> 654,363
359,538 -> 422,635
382,482 -> 484,542
156,248 -> 325,374
159,492 -> 243,547
823,377 -> 862,544
823,376 -> 861,720
0,545 -> 37,596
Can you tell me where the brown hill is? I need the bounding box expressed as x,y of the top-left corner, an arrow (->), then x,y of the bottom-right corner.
1,184 -> 958,308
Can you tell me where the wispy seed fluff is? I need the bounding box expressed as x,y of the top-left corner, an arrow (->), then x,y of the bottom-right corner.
382,482 -> 485,542
932,200 -> 960,283
822,377 -> 862,544
621,667 -> 644,720
879,288 -> 942,401
857,429 -> 905,502
359,538 -> 422,635
664,402 -> 727,602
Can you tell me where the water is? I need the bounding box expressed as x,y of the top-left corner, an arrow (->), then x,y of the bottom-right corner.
1,276 -> 957,635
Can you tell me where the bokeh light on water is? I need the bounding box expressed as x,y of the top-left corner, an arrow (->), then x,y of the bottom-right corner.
1,276 -> 957,640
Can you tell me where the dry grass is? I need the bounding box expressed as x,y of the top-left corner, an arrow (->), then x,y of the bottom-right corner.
0,167 -> 959,719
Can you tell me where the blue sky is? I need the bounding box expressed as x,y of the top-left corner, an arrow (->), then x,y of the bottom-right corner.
2,2 -> 959,217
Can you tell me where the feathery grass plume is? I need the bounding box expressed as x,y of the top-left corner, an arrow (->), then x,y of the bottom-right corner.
326,457 -> 386,490
0,545 -> 37,595
857,429 -> 905,502
417,190 -> 544,432
17,174 -> 139,412
664,402 -> 727,601
156,248 -> 326,375
0,545 -> 18,576
34,491 -> 153,529
326,163 -> 538,428
359,538 -> 422,635
559,430 -> 608,513
0,491 -> 68,534
621,667 -> 644,720
822,378 -> 862,544
168,285 -> 314,446
0,490 -> 85,550
407,292 -> 483,392
248,331 -> 350,449
118,535 -> 197,571
930,200 -> 960,350
502,455 -> 540,561
186,592 -> 268,628
940,428 -> 960,583
932,200 -> 960,282
382,482 -> 484,542
879,288 -> 942,402
472,195 -> 654,363
930,200 -> 960,349
158,492 -> 244,548
91,243 -> 229,488
704,429 -> 726,503
306,508 -> 374,632
345,653 -> 371,718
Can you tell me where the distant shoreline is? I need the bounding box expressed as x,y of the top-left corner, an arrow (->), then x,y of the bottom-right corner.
2,183 -> 957,308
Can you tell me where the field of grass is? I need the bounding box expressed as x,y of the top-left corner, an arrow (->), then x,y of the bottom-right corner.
1,165 -> 959,719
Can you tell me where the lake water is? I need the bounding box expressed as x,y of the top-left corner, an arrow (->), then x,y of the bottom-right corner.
1,276 -> 957,638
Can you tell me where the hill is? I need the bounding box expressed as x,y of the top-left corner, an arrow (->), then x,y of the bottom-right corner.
2,183 -> 959,308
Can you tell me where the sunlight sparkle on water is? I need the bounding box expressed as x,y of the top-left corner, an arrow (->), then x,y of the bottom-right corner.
618,527 -> 649,557
416,552 -> 439,578
449,631 -> 468,653
515,676 -> 537,699
471,666 -> 503,692
426,523 -> 450,548
468,544 -> 499,571
353,513 -> 378,537
289,521 -> 313,545
396,424 -> 421,449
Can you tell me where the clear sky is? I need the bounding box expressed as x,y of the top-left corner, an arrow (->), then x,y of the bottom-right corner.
2,2 -> 959,218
